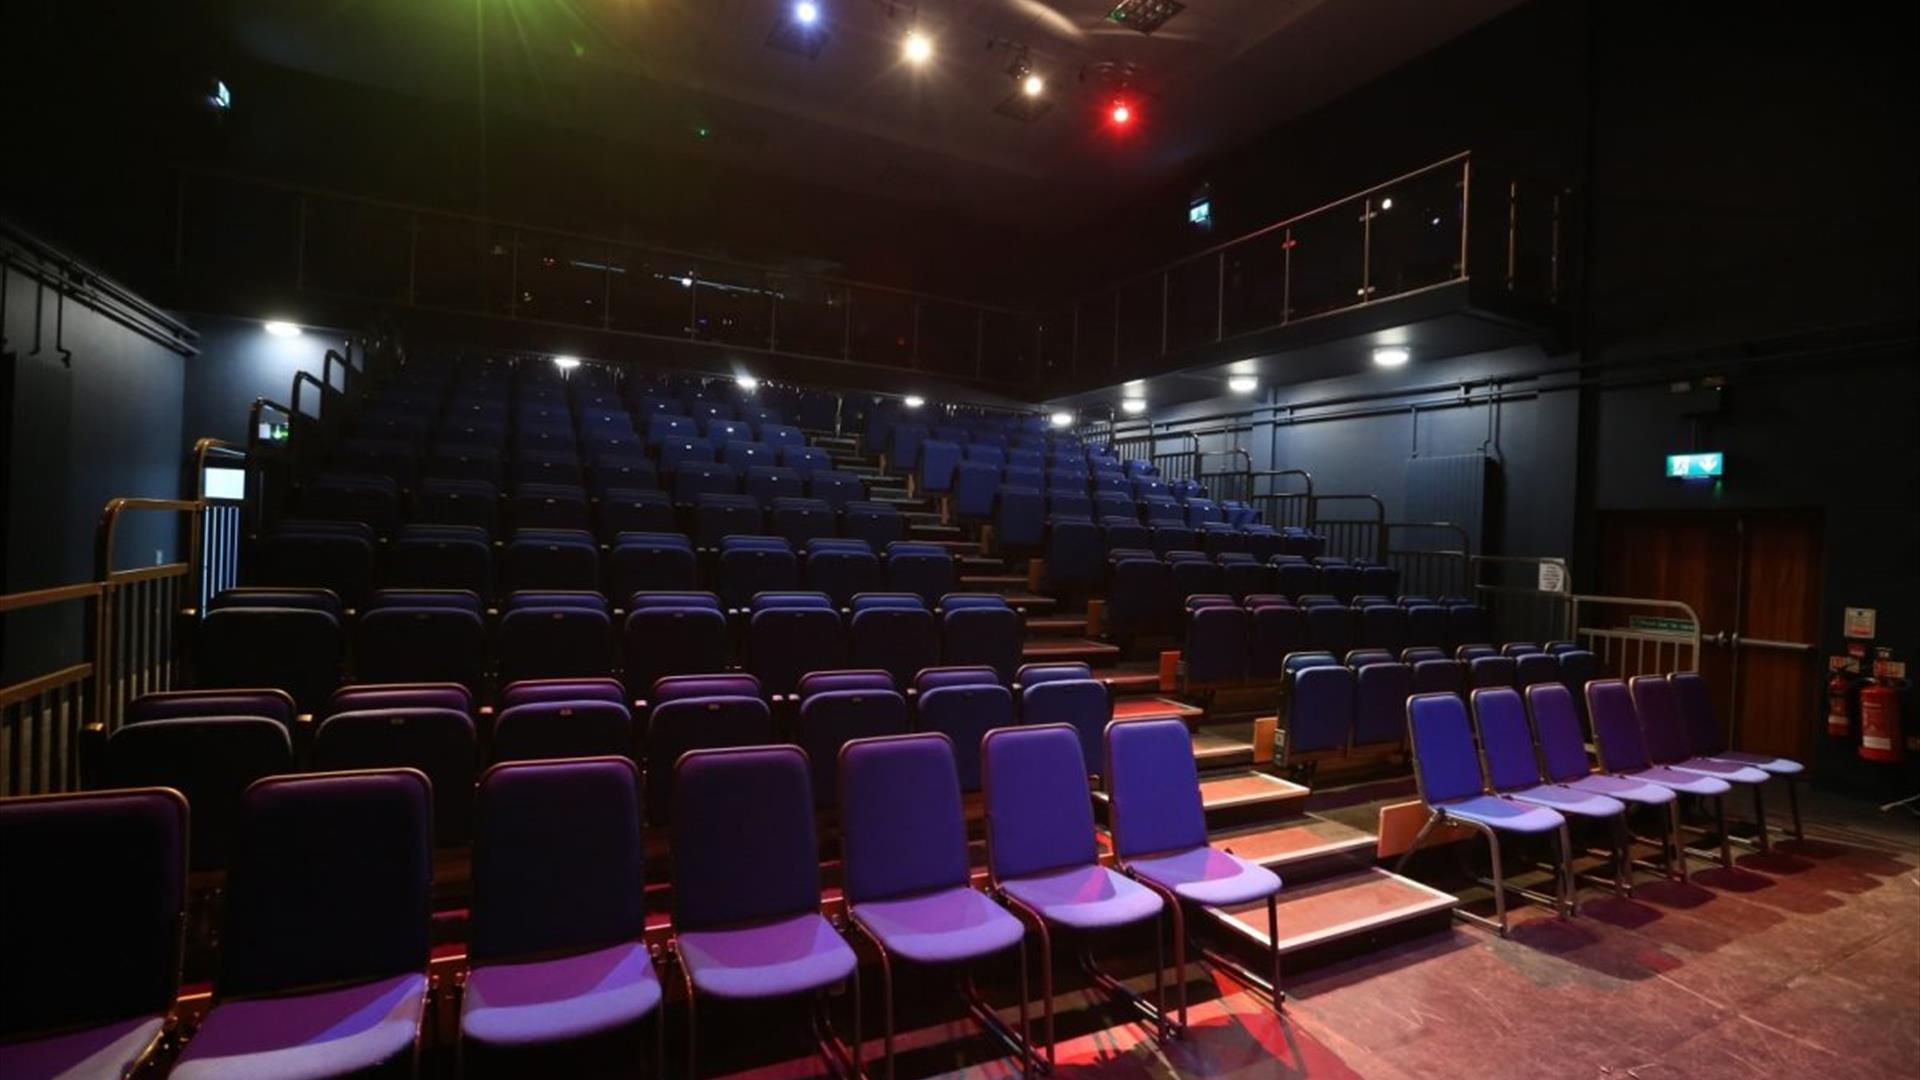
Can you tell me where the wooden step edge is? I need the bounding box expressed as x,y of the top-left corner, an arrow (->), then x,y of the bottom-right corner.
1208,867 -> 1458,958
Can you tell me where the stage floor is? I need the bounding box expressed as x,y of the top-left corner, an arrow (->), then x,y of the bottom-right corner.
698,786 -> 1918,1080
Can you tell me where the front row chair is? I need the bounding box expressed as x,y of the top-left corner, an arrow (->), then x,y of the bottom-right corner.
462,758 -> 662,1069
670,746 -> 860,1079
1524,683 -> 1689,883
1586,679 -> 1736,872
840,734 -> 1033,1078
1396,694 -> 1573,937
1105,717 -> 1285,1022
171,769 -> 433,1080
982,724 -> 1171,1068
0,788 -> 187,1080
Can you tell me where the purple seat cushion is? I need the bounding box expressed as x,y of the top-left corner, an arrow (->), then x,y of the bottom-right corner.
676,913 -> 856,1000
1623,766 -> 1732,797
1670,757 -> 1770,784
1508,784 -> 1626,819
850,886 -> 1024,965
171,972 -> 427,1080
461,942 -> 661,1048
1435,794 -> 1566,834
0,1014 -> 164,1080
1707,750 -> 1804,775
1564,773 -> 1676,805
999,865 -> 1162,931
1124,847 -> 1282,908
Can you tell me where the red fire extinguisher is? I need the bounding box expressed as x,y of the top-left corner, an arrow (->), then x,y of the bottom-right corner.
1859,679 -> 1905,763
1828,673 -> 1855,738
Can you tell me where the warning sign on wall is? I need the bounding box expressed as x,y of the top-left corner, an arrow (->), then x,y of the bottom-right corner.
1537,562 -> 1568,594
1844,607 -> 1877,639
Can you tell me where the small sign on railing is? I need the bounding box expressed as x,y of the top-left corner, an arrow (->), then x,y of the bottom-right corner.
1628,615 -> 1696,636
1536,562 -> 1567,594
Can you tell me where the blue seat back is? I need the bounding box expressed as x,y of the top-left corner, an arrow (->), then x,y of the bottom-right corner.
1471,687 -> 1544,792
1408,694 -> 1486,807
839,734 -> 971,905
1526,682 -> 1593,783
1353,662 -> 1412,746
671,746 -> 817,930
1586,679 -> 1653,773
1104,718 -> 1208,860
798,689 -> 911,806
1287,665 -> 1355,755
982,725 -> 1097,882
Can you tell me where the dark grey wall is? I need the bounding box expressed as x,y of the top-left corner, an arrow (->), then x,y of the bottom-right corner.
2,267 -> 189,679
1588,345 -> 1920,790
1149,346 -> 1582,565
181,315 -> 354,448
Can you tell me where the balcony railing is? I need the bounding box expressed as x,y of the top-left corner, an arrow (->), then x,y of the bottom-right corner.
1046,151 -> 1568,382
171,170 -> 1050,387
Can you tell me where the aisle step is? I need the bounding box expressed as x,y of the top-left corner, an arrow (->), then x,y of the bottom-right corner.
901,510 -> 943,525
1026,615 -> 1090,637
1020,637 -> 1123,666
1206,815 -> 1377,881
1207,868 -> 1456,973
1000,592 -> 1057,615
957,573 -> 1029,592
1190,726 -> 1257,769
1094,768 -> 1307,828
959,556 -> 1008,574
927,540 -> 983,557
1102,671 -> 1164,696
1114,696 -> 1206,723
908,524 -> 962,540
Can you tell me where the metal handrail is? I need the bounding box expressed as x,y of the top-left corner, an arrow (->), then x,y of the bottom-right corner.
95,498 -> 197,579
1087,151 -> 1474,295
290,370 -> 330,421
178,167 -> 1037,318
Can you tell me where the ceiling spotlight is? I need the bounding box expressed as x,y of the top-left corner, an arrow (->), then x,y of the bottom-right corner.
793,1 -> 819,25
903,30 -> 932,64
903,395 -> 925,409
1109,101 -> 1132,125
1372,346 -> 1410,368
1049,410 -> 1075,428
1228,375 -> 1258,394
264,320 -> 302,337
735,374 -> 759,391
1023,73 -> 1045,97
553,355 -> 581,370
1121,398 -> 1148,414
1379,197 -> 1393,210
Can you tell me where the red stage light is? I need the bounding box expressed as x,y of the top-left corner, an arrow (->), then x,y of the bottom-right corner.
1110,101 -> 1132,125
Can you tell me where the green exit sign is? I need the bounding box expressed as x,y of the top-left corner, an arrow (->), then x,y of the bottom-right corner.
1666,452 -> 1723,479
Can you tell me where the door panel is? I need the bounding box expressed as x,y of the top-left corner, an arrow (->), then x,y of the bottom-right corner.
1596,510 -> 1820,761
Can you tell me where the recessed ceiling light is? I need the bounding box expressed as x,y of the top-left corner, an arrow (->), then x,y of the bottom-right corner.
553,355 -> 581,370
1050,410 -> 1075,428
264,320 -> 301,337
1228,375 -> 1258,394
793,1 -> 819,25
735,374 -> 759,391
1121,398 -> 1147,414
903,395 -> 925,409
903,30 -> 932,64
1373,346 -> 1410,368
1023,73 -> 1045,97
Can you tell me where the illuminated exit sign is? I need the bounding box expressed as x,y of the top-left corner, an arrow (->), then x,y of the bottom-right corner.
1666,452 -> 1723,479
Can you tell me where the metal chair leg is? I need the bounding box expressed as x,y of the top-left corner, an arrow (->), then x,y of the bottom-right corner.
1788,778 -> 1804,840
1753,784 -> 1771,853
1557,821 -> 1577,918
1267,894 -> 1284,1010
1716,796 -> 1734,869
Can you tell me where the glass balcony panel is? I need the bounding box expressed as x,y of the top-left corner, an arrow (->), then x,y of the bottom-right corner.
1367,164 -> 1466,300
1286,196 -> 1367,320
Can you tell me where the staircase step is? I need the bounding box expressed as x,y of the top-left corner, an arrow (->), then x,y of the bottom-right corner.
1026,615 -> 1089,637
1207,815 -> 1377,881
957,573 -> 1029,592
1094,768 -> 1307,828
871,495 -> 926,508
1102,671 -> 1164,696
1207,868 -> 1456,972
1020,637 -> 1123,666
927,540 -> 982,557
999,592 -> 1057,615
1114,696 -> 1205,723
1190,725 -> 1256,769
959,556 -> 1008,574
812,436 -> 860,452
838,464 -> 884,477
908,524 -> 962,540
901,510 -> 943,525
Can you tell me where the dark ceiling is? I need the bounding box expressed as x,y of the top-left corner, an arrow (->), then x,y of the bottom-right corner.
207,0 -> 1524,228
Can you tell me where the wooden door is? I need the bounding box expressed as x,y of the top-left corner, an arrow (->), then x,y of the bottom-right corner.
1596,510 -> 1821,760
